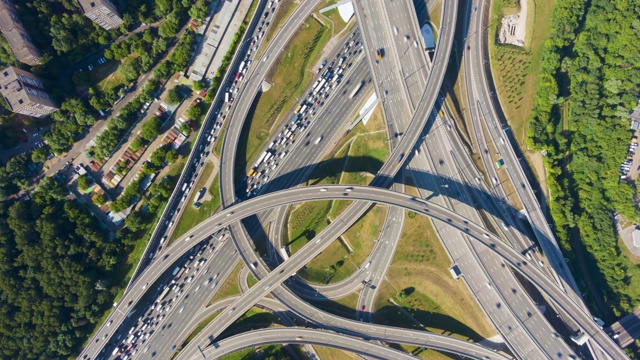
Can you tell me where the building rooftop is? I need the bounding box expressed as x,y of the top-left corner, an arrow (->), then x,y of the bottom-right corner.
0,0 -> 41,65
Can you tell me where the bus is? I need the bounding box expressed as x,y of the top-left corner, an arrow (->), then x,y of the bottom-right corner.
294,104 -> 302,113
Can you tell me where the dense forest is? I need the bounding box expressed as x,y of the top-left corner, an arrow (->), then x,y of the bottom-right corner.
527,0 -> 640,319
0,178 -> 124,358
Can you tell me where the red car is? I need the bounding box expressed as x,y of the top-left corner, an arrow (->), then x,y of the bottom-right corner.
361,305 -> 365,311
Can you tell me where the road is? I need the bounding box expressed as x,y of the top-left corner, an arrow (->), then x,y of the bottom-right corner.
77,0 -> 628,358
465,0 -> 586,318
160,184 -> 598,359
83,186 -> 622,358
355,0 -> 561,357
78,0 -> 274,357
201,328 -> 420,359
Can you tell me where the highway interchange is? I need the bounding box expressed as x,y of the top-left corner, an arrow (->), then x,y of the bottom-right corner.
78,0 -> 630,359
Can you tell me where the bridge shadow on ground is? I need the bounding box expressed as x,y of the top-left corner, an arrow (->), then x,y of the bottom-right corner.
232,153 -> 585,303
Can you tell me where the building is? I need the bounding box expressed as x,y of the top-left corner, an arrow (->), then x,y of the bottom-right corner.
76,0 -> 123,30
630,99 -> 640,130
0,66 -> 58,118
0,0 -> 41,65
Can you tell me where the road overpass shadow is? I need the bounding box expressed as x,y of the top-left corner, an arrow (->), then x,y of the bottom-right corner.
235,154 -> 586,296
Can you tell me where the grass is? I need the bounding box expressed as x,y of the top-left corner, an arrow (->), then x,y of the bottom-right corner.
313,346 -> 361,360
371,185 -> 495,342
287,106 -> 389,282
287,201 -> 333,254
209,260 -> 243,305
429,0 -> 443,30
263,0 -> 298,48
393,344 -> 453,360
96,62 -> 125,92
169,163 -> 219,244
247,272 -> 258,288
299,205 -> 388,284
221,344 -> 291,360
319,0 -> 350,35
177,312 -> 219,351
308,291 -> 360,319
341,129 -> 389,186
219,307 -> 284,338
213,127 -> 226,158
488,0 -> 556,148
240,15 -> 331,173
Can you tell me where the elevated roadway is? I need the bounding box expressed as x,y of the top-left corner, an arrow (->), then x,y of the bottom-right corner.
357,0 -> 565,356
119,184 -> 620,360
466,0 -> 585,314
201,328 -> 421,359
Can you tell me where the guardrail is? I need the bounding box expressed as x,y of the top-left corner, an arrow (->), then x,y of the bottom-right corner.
124,0 -> 268,293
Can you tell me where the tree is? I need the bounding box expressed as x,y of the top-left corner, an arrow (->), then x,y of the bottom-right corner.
140,116 -> 161,141
93,194 -> 106,206
187,105 -> 202,121
166,87 -> 182,105
77,174 -> 91,191
125,210 -> 145,231
150,146 -> 169,166
179,121 -> 192,136
166,148 -> 178,163
189,0 -> 210,20
118,57 -> 141,82
158,13 -> 179,38
31,146 -> 50,163
191,80 -> 205,91
130,137 -> 144,151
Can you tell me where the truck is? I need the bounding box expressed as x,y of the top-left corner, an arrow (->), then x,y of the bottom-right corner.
313,79 -> 327,94
181,182 -> 188,191
292,114 -> 301,123
349,81 -> 364,99
299,105 -> 308,114
225,92 -> 230,103
247,168 -> 256,177
172,266 -> 180,276
172,268 -> 185,283
376,48 -> 383,60
294,104 -> 302,113
255,151 -> 268,167
264,152 -> 273,163
238,61 -> 246,73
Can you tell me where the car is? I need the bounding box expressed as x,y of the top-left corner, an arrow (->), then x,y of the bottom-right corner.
171,345 -> 176,351
320,188 -> 327,192
361,305 -> 365,311
466,45 -> 471,51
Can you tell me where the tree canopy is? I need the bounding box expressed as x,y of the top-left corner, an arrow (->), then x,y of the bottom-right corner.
527,0 -> 640,318
0,178 -> 123,358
